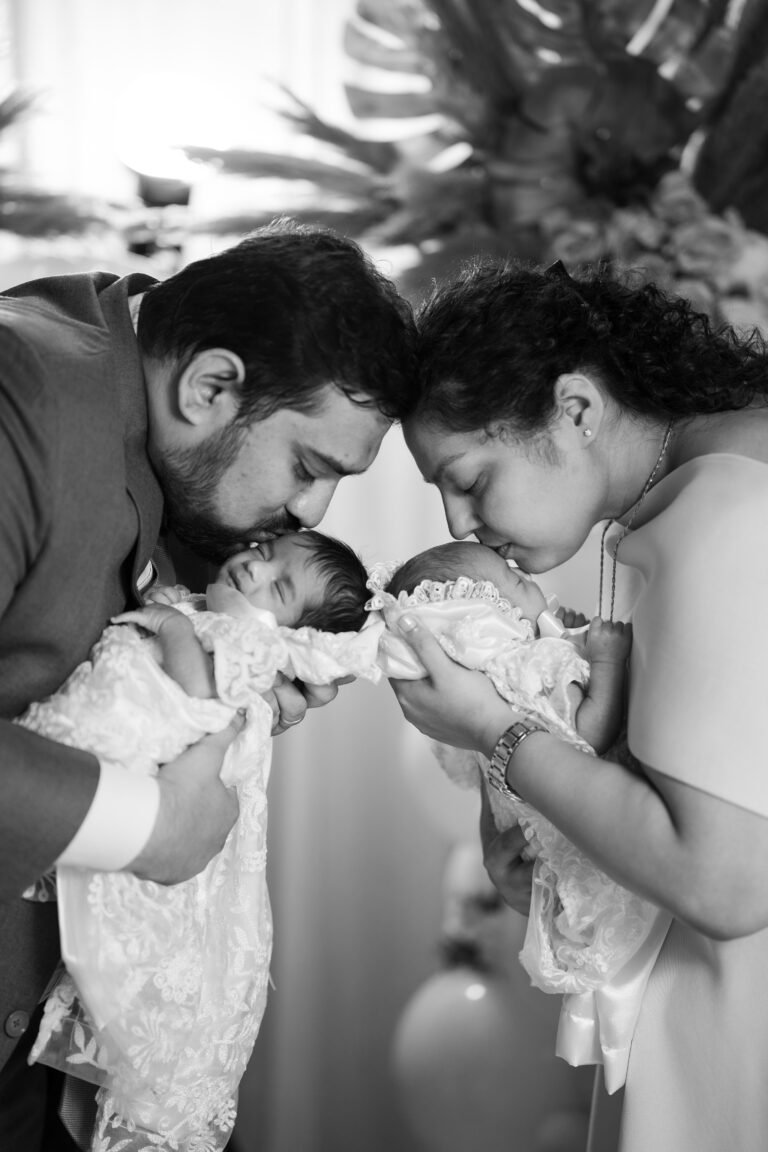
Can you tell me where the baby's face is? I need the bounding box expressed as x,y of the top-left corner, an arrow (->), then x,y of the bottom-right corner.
215,533 -> 319,626
452,542 -> 549,624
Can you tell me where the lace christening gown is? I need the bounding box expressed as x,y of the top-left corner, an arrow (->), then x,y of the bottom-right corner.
370,577 -> 668,1092
18,593 -> 382,1152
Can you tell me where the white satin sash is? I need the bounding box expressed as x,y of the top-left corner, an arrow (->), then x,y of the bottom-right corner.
556,907 -> 672,1093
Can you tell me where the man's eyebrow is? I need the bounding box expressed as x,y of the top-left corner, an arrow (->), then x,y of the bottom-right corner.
424,452 -> 464,485
308,449 -> 364,477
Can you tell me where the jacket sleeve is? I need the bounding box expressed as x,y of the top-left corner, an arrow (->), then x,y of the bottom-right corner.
0,367 -> 99,899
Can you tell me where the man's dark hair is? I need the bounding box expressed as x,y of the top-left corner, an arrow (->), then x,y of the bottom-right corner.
137,218 -> 417,422
295,530 -> 369,633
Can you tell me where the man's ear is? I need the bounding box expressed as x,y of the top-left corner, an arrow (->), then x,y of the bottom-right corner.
553,372 -> 605,443
176,348 -> 246,428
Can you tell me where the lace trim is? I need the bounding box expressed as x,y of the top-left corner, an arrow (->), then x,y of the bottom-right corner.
366,574 -> 533,639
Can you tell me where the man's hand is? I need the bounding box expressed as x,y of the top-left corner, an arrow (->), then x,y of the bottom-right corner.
479,784 -> 534,917
265,672 -> 350,735
128,717 -> 242,885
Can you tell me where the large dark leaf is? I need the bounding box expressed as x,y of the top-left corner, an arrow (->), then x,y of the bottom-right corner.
344,14 -> 425,73
345,0 -> 494,136
693,53 -> 768,231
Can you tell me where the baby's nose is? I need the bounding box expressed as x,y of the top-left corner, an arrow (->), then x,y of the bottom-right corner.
244,557 -> 268,582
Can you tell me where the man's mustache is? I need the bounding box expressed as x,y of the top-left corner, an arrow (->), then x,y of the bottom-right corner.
247,510 -> 302,542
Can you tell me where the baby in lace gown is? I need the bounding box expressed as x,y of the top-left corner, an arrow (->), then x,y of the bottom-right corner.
368,541 -> 668,1092
20,530 -> 384,1152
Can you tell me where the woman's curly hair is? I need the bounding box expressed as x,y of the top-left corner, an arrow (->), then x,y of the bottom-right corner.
414,258 -> 768,435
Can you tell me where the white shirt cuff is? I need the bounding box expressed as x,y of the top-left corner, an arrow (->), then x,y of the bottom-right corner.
55,761 -> 160,871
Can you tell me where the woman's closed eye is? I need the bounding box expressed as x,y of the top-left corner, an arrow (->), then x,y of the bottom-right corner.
293,460 -> 315,484
460,474 -> 484,496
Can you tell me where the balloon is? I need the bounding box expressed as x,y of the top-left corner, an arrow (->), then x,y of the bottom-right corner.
391,964 -> 591,1152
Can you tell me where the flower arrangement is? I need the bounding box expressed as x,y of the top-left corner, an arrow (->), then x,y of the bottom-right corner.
545,168 -> 768,335
182,0 -> 768,324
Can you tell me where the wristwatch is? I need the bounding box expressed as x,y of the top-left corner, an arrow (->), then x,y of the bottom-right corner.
487,719 -> 547,801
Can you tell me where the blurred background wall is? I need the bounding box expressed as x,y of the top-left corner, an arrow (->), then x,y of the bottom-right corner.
2,1 -> 768,1150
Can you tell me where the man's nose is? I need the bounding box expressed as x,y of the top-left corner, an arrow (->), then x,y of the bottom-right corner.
287,478 -> 338,528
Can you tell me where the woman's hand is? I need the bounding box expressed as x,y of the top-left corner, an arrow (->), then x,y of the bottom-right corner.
479,784 -> 534,917
389,615 -> 516,754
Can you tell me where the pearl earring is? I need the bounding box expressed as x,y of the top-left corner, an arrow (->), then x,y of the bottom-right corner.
583,428 -> 593,438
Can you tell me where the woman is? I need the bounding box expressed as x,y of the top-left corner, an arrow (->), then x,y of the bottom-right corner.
392,259 -> 768,1151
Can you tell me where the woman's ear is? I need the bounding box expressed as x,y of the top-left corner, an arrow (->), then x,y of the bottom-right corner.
553,372 -> 605,443
176,348 -> 246,427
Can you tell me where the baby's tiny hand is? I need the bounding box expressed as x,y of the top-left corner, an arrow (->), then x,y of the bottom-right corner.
113,603 -> 188,635
557,606 -> 589,630
585,617 -> 632,663
144,583 -> 187,607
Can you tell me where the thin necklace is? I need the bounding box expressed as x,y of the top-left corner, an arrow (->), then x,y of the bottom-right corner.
598,421 -> 674,620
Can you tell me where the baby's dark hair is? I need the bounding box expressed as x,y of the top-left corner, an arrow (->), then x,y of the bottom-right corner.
294,530 -> 369,632
386,542 -> 484,599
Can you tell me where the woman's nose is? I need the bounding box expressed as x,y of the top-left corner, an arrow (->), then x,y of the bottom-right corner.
444,495 -> 481,541
287,478 -> 338,528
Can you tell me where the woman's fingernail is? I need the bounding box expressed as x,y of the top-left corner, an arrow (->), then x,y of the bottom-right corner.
399,614 -> 418,633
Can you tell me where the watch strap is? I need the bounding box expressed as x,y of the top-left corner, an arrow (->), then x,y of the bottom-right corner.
487,719 -> 547,801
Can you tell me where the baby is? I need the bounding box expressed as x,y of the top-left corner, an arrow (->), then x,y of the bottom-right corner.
23,530 -> 383,1152
368,541 -> 668,1092
133,529 -> 373,698
382,540 -> 630,755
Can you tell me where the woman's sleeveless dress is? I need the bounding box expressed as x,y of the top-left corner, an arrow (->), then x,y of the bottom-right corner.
592,455 -> 768,1152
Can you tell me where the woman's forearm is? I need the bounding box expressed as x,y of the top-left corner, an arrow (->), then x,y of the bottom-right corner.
496,731 -> 768,939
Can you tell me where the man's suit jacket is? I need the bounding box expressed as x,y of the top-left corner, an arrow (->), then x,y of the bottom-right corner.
0,270 -> 164,1075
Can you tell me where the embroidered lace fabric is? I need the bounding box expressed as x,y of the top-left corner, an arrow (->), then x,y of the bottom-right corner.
369,579 -> 659,995
19,595 -> 383,1152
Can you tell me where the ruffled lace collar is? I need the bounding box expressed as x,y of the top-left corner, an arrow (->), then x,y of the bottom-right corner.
365,564 -> 535,642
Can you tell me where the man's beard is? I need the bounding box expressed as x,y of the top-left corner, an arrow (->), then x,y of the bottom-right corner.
153,422 -> 294,564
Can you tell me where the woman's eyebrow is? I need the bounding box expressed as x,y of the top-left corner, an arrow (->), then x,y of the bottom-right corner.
424,452 -> 464,485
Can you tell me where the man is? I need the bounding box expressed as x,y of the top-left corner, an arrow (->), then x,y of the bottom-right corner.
0,218 -> 416,1148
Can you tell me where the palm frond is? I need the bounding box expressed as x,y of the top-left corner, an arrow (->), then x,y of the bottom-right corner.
183,146 -> 380,200
276,86 -> 399,173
